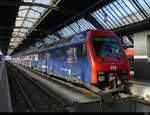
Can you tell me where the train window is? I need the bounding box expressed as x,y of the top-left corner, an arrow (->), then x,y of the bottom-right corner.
32,56 -> 35,61
77,44 -> 87,57
35,54 -> 39,61
92,36 -> 125,57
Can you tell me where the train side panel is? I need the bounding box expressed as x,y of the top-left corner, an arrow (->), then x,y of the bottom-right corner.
51,46 -> 76,79
39,51 -> 47,72
31,54 -> 39,69
42,44 -> 92,83
76,44 -> 92,82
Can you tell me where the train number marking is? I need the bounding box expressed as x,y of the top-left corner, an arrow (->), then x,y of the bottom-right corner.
110,65 -> 117,70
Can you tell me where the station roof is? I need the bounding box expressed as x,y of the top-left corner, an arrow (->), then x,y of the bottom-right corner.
0,0 -> 20,55
0,0 -> 150,55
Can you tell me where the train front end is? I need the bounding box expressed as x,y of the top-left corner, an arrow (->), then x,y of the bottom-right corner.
86,30 -> 130,91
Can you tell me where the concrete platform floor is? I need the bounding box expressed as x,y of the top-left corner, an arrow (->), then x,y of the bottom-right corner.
0,61 -> 12,112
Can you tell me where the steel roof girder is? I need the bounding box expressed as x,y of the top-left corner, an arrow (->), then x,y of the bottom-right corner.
0,1 -> 76,15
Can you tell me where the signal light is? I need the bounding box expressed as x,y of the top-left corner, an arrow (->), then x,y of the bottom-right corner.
98,71 -> 101,75
97,71 -> 104,75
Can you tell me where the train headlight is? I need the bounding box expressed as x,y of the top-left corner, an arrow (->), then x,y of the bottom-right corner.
98,76 -> 105,81
97,71 -> 104,75
97,71 -> 105,81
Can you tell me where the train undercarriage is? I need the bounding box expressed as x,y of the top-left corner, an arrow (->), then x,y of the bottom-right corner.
97,71 -> 128,92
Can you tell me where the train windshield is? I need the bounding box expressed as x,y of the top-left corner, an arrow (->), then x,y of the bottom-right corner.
92,36 -> 125,57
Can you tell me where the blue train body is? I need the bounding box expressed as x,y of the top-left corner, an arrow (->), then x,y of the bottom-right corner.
33,31 -> 92,83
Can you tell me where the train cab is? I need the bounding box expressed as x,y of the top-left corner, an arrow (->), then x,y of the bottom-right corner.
86,30 -> 130,90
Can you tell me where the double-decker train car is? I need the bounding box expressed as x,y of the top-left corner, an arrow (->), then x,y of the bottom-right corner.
13,30 -> 130,91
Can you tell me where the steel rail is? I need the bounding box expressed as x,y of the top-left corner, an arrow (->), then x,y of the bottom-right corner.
12,63 -> 67,107
12,67 -> 36,112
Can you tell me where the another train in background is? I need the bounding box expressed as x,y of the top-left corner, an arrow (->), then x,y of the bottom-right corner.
12,30 -> 130,91
124,48 -> 134,70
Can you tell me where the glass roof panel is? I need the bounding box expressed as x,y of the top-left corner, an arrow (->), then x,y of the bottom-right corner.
57,18 -> 96,38
102,7 -> 119,28
8,0 -> 53,55
32,6 -> 45,13
92,10 -> 114,29
24,0 -> 33,2
58,27 -> 75,38
91,0 -> 147,30
17,32 -> 25,37
136,0 -> 150,17
43,37 -> 52,44
113,1 -> 132,24
49,35 -> 59,41
23,20 -> 33,27
122,0 -> 140,22
26,9 -> 41,19
106,5 -> 125,26
66,26 -> 76,34
129,0 -> 146,20
91,12 -> 108,29
42,34 -> 60,45
35,0 -> 50,5
35,42 -> 43,47
43,35 -> 58,44
70,22 -> 80,33
15,20 -> 24,27
20,28 -> 28,33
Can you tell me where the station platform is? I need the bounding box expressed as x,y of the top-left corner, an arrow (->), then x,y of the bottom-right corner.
126,78 -> 150,101
0,61 -> 12,112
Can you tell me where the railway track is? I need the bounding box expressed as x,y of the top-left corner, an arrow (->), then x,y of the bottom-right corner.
16,63 -> 101,100
6,62 -> 69,112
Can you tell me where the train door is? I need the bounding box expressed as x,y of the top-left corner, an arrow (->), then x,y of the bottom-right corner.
31,55 -> 37,68
42,52 -> 47,72
40,52 -> 44,71
51,51 -> 54,74
39,53 -> 42,71
72,47 -> 77,77
34,54 -> 39,68
29,56 -> 32,68
76,44 -> 91,82
31,55 -> 34,68
66,47 -> 77,78
45,52 -> 50,74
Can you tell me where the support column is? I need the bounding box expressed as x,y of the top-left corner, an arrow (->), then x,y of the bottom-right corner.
134,31 -> 150,81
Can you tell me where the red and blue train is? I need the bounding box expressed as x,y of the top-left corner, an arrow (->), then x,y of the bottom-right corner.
13,30 -> 130,91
